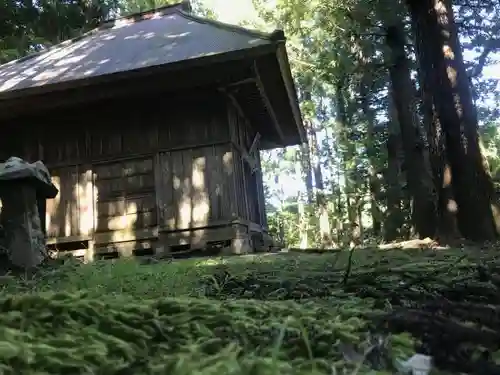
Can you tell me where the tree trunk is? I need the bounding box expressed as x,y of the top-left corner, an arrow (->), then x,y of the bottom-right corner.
336,80 -> 356,244
357,198 -> 364,244
407,0 -> 499,241
297,77 -> 315,206
299,144 -> 314,205
304,121 -> 328,245
385,88 -> 405,241
359,76 -> 383,236
301,75 -> 333,248
301,75 -> 333,247
292,158 -> 310,249
297,193 -> 309,249
385,23 -> 437,239
324,126 -> 343,243
414,20 -> 460,242
307,121 -> 333,248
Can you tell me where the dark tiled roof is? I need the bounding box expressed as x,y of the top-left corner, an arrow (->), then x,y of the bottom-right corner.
0,2 -> 279,94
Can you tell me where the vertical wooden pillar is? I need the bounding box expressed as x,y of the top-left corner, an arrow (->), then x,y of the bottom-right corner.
85,240 -> 94,263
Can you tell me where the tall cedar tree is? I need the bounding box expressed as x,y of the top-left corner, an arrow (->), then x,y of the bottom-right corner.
406,0 -> 500,241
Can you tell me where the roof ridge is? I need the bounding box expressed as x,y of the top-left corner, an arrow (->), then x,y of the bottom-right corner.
176,9 -> 285,43
100,1 -> 190,29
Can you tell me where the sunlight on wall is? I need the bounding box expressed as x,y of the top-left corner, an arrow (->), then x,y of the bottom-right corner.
46,175 -> 61,235
222,151 -> 235,216
76,170 -> 95,236
177,156 -> 210,236
106,202 -> 138,231
178,177 -> 192,230
64,201 -> 71,236
45,166 -> 144,256
222,151 -> 233,171
110,201 -> 138,255
191,156 -> 210,225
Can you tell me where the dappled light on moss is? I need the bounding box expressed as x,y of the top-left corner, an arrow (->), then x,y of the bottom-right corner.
0,247 -> 499,374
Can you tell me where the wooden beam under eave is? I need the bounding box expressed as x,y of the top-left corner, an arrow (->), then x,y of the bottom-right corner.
224,78 -> 256,89
219,88 -> 251,127
252,60 -> 286,144
274,43 -> 306,144
0,60 -> 253,120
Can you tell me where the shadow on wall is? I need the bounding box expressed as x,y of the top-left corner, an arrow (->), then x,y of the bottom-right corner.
43,145 -> 238,256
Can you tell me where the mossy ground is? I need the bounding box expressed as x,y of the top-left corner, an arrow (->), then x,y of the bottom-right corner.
0,247 -> 498,374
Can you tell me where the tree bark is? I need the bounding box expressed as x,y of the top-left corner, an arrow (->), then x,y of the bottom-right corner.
385,24 -> 437,239
359,75 -> 383,236
305,119 -> 333,247
299,143 -> 314,205
385,92 -> 405,241
297,193 -> 309,248
323,125 -> 343,243
300,75 -> 333,247
407,0 -> 499,241
413,17 -> 460,242
335,79 -> 357,242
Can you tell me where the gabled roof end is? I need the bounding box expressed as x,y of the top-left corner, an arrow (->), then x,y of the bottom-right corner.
269,30 -> 285,42
180,0 -> 192,13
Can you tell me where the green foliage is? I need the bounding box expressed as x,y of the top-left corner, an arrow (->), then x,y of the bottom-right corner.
0,0 -> 118,62
256,0 -> 500,245
480,123 -> 500,183
116,0 -> 210,15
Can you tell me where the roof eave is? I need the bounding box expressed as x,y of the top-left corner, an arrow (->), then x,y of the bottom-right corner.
177,8 -> 285,42
275,43 -> 306,145
0,42 -> 277,102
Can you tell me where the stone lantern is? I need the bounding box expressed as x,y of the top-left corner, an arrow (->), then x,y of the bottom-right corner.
0,157 -> 58,269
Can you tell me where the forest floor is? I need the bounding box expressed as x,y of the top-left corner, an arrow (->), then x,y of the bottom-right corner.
0,245 -> 499,374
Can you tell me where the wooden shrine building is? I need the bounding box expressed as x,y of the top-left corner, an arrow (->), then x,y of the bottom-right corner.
0,1 -> 305,259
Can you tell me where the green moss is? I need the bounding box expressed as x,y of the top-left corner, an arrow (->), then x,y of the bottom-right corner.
0,247 -> 497,374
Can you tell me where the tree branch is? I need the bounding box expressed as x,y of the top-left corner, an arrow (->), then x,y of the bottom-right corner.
466,20 -> 500,78
469,38 -> 500,79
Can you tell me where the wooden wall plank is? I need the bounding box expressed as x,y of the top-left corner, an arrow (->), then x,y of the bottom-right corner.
41,124 -> 87,166
171,150 -> 183,229
3,89 -> 232,166
155,152 -> 174,229
206,146 -> 220,221
156,144 -> 238,231
3,87 -> 268,245
225,145 -> 239,220
121,113 -> 158,155
156,94 -> 230,151
93,157 -> 156,237
46,166 -> 82,238
191,147 -> 211,228
77,167 -> 95,236
227,99 -> 266,226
